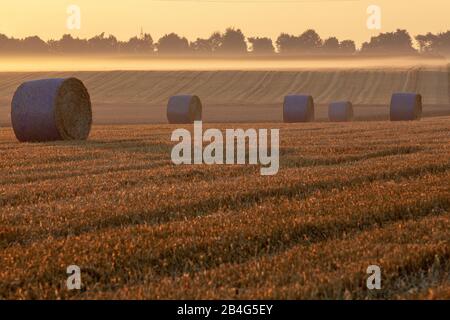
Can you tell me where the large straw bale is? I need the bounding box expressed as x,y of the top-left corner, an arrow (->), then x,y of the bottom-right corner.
11,78 -> 92,142
390,93 -> 422,121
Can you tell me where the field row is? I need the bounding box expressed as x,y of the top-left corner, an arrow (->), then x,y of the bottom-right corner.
0,118 -> 449,299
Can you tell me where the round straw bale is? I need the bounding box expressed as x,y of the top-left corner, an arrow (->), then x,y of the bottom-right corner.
328,101 -> 354,122
11,78 -> 92,142
167,95 -> 202,124
283,95 -> 315,123
390,93 -> 422,121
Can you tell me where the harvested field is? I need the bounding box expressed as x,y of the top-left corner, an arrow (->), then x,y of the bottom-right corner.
0,66 -> 449,126
0,117 -> 449,299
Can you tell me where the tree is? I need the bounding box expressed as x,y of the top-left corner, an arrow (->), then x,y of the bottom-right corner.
191,38 -> 212,54
276,33 -> 298,54
416,31 -> 450,55
339,40 -> 356,54
415,33 -> 436,53
121,33 -> 154,53
248,37 -> 274,54
276,29 -> 322,55
432,31 -> 450,54
298,29 -> 322,53
191,28 -> 248,55
88,33 -> 118,53
0,33 -> 21,52
190,32 -> 222,54
361,29 -> 417,55
157,33 -> 190,54
208,32 -> 222,53
48,34 -> 88,53
218,28 -> 247,54
21,36 -> 48,53
322,37 -> 340,54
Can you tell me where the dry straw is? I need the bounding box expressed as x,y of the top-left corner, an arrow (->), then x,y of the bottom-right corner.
167,95 -> 203,124
329,101 -> 354,122
390,93 -> 422,121
283,95 -> 315,123
11,78 -> 92,142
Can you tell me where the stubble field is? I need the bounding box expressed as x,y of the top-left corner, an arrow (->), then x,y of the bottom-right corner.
0,117 -> 449,299
0,64 -> 449,126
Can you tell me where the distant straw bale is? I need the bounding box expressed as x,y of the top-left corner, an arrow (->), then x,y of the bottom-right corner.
167,95 -> 202,124
283,95 -> 315,123
329,101 -> 354,122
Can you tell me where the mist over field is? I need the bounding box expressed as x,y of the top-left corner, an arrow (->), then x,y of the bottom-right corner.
0,55 -> 448,72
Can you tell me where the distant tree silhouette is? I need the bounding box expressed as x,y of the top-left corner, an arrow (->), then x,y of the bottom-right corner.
21,36 -> 48,53
190,32 -> 222,54
47,34 -> 88,53
322,37 -> 340,54
298,29 -> 322,53
276,29 -> 322,54
191,28 -> 247,55
218,28 -> 247,54
0,34 -> 20,52
121,33 -> 154,53
88,33 -> 118,53
208,32 -> 223,53
157,33 -> 190,54
431,31 -> 450,54
415,33 -> 436,53
190,38 -> 213,53
416,31 -> 450,55
276,33 -> 298,54
1,27 -> 449,56
248,37 -> 274,54
339,40 -> 356,54
361,29 -> 417,55
0,34 -> 9,48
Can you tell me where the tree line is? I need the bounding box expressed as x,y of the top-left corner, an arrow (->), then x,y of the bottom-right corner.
1,28 -> 449,56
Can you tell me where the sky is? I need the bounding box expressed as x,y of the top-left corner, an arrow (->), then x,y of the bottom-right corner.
0,0 -> 449,46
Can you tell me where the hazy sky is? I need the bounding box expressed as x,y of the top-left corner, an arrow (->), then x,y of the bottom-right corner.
1,0 -> 449,46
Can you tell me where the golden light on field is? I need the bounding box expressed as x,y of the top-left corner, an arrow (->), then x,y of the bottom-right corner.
1,118 -> 450,299
0,0 -> 449,45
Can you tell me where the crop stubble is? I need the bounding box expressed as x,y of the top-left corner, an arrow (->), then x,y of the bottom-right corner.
0,118 -> 449,299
